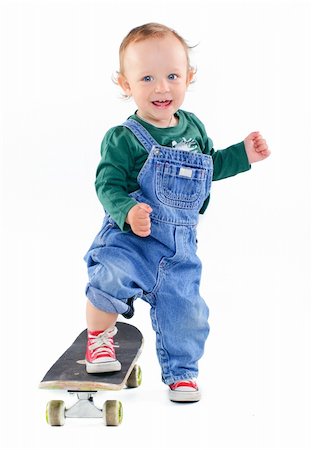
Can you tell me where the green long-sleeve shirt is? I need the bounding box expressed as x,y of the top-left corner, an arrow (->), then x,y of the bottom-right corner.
95,110 -> 251,231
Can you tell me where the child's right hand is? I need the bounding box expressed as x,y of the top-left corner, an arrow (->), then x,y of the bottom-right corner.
126,203 -> 153,237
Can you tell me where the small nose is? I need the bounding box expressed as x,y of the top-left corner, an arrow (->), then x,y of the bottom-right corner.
155,78 -> 169,93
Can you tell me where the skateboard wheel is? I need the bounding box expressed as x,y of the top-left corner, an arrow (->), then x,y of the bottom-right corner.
104,400 -> 123,426
46,400 -> 66,426
126,364 -> 142,388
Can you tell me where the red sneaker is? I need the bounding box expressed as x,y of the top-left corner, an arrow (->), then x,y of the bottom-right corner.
169,379 -> 201,402
85,326 -> 121,374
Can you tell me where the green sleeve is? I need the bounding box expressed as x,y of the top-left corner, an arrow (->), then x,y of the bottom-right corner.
211,141 -> 251,181
95,127 -> 137,231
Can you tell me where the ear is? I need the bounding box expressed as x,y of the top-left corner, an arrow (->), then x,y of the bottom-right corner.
117,73 -> 132,96
186,68 -> 195,86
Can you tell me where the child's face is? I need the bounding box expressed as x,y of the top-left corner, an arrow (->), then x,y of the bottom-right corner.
118,35 -> 193,128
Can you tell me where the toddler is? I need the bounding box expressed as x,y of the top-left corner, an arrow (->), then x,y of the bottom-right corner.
84,23 -> 270,402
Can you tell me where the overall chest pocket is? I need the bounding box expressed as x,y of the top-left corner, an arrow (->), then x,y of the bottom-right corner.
155,161 -> 207,209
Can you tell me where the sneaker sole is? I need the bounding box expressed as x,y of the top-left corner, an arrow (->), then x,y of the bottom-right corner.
169,389 -> 201,402
86,360 -> 121,374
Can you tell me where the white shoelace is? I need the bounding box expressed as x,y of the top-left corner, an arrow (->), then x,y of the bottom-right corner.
88,326 -> 118,358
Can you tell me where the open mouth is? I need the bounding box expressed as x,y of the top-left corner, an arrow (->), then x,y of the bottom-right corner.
152,100 -> 172,108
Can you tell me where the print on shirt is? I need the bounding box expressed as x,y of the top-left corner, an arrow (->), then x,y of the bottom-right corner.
172,138 -> 199,152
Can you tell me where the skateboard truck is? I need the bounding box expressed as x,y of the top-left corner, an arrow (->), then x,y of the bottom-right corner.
66,392 -> 103,419
46,392 -> 124,426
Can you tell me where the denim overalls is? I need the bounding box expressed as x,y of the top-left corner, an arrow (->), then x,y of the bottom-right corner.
85,118 -> 213,384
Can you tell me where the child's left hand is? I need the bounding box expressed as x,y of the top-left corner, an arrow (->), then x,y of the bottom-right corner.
244,132 -> 271,164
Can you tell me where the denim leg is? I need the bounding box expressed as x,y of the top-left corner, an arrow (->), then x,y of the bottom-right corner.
149,227 -> 209,385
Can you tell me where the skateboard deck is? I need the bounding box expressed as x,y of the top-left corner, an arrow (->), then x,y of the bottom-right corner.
39,321 -> 143,391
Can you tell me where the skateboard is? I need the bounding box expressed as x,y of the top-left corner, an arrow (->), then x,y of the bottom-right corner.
39,322 -> 143,426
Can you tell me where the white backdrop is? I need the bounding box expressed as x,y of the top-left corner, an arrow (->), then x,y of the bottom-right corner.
0,0 -> 311,449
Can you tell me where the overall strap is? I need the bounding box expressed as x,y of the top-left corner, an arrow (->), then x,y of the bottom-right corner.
123,118 -> 159,154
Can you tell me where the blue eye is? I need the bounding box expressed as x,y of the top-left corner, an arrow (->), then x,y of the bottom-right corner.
168,74 -> 178,80
143,75 -> 153,82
